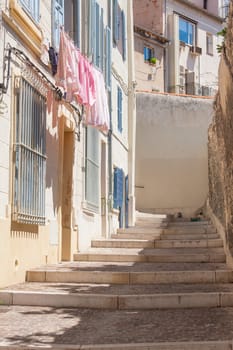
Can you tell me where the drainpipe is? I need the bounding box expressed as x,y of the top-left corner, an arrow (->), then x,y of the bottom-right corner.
127,0 -> 136,226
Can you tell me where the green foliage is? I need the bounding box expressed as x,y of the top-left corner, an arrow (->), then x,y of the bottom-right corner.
149,57 -> 157,65
216,28 -> 227,53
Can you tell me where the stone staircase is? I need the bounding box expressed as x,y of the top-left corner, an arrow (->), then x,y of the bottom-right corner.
1,213 -> 233,349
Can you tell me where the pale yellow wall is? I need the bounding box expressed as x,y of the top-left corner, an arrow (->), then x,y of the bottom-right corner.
135,92 -> 213,217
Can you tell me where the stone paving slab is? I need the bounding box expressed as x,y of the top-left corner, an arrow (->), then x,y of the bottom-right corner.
1,306 -> 233,346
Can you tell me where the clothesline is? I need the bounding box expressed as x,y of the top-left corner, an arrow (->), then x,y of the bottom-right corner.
56,29 -> 110,132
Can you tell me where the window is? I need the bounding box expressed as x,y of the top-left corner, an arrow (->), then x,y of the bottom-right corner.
117,86 -> 123,132
18,0 -> 39,21
85,126 -> 100,211
203,0 -> 207,9
179,17 -> 195,45
144,46 -> 153,62
206,33 -> 213,55
13,78 -> 46,225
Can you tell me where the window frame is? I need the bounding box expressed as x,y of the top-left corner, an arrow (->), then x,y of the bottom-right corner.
179,16 -> 196,46
144,46 -> 154,62
206,33 -> 213,55
13,77 -> 46,225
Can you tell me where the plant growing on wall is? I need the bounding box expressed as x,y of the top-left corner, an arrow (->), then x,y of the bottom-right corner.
217,27 -> 227,53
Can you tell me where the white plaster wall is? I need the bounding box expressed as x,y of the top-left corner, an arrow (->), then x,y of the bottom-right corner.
136,92 -> 213,217
167,0 -> 222,93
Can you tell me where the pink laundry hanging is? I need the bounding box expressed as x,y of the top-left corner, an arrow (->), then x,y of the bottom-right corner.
84,67 -> 110,132
56,30 -> 80,102
56,29 -> 96,107
75,53 -> 96,107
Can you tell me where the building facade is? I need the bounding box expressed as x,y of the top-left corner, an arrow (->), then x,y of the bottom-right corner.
133,0 -> 225,95
0,0 -> 136,287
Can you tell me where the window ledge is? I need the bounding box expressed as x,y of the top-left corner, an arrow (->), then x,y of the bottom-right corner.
3,0 -> 42,56
82,201 -> 99,215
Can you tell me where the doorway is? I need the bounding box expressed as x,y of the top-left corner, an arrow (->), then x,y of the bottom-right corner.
61,130 -> 74,260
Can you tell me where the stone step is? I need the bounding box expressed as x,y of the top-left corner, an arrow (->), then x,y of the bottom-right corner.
2,283 -> 233,310
26,268 -> 233,284
74,247 -> 226,263
135,219 -> 213,230
118,226 -> 217,234
112,233 -> 220,240
26,261 -> 231,272
92,238 -> 223,249
1,341 -> 232,350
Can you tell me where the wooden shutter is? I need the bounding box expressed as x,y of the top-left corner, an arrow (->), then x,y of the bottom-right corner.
113,0 -> 119,44
113,168 -> 124,209
95,2 -> 100,66
53,0 -> 64,50
105,26 -> 112,89
117,86 -> 123,132
74,0 -> 80,48
122,10 -> 126,61
100,7 -> 104,71
88,0 -> 96,58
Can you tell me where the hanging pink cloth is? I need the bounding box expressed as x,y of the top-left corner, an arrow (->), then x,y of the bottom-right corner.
56,30 -> 80,102
84,68 -> 110,132
75,53 -> 96,107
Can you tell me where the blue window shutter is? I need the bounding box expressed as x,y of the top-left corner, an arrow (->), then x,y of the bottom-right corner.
54,0 -> 64,51
113,168 -> 119,208
95,2 -> 100,66
100,7 -> 104,71
118,169 -> 123,207
117,87 -> 122,132
105,26 -> 112,89
88,0 -> 96,58
113,0 -> 119,44
113,168 -> 124,208
34,0 -> 39,22
74,0 -> 80,48
122,10 -> 126,61
144,47 -> 148,61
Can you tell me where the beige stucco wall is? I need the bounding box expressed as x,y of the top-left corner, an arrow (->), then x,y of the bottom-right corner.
135,92 -> 213,217
134,34 -> 165,92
